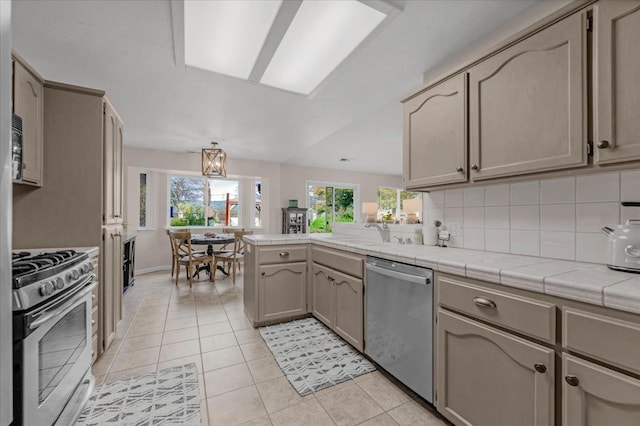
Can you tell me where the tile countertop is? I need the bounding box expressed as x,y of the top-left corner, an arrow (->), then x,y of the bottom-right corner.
244,234 -> 640,316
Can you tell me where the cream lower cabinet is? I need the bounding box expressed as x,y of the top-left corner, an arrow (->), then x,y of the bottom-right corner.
312,264 -> 333,328
312,263 -> 364,351
437,309 -> 555,426
102,225 -> 123,350
244,244 -> 308,326
402,73 -> 468,189
594,0 -> 640,165
563,354 -> 640,426
258,262 -> 307,323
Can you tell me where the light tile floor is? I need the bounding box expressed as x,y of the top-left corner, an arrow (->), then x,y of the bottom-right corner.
92,270 -> 449,426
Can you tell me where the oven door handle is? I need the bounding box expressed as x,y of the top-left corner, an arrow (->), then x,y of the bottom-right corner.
29,281 -> 97,330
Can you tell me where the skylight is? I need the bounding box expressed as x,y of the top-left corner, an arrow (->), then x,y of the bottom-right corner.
183,0 -> 389,95
184,0 -> 282,80
260,1 -> 386,94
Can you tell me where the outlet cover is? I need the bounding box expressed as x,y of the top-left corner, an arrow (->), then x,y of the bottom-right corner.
447,222 -> 461,236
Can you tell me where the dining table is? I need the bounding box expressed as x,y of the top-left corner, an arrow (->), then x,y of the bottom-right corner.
191,233 -> 236,277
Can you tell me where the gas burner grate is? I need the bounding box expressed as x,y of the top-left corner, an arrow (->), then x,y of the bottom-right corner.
11,250 -> 80,278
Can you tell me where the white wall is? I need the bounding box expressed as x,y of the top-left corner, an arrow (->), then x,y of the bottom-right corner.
424,171 -> 640,264
124,147 -> 401,272
0,1 -> 12,423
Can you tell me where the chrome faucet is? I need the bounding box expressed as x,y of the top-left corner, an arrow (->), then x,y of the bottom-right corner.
365,222 -> 390,243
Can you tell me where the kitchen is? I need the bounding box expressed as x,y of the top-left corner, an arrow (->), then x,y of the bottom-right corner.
2,0 -> 640,425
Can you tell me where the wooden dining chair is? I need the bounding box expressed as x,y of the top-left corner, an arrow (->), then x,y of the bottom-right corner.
213,230 -> 253,284
169,230 -> 213,288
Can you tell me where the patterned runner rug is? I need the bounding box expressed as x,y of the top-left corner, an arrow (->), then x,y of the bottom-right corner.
259,317 -> 375,396
76,363 -> 200,425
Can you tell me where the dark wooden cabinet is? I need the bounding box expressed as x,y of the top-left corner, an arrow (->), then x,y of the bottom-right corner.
123,235 -> 135,293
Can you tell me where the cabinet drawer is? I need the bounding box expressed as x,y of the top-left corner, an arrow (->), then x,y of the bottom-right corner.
563,307 -> 640,376
312,246 -> 363,278
438,275 -> 556,343
92,306 -> 99,336
259,246 -> 307,265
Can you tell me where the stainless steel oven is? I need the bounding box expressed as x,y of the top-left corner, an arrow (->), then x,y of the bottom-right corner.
12,249 -> 96,425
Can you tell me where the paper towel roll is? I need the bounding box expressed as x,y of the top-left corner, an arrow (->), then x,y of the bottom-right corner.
423,225 -> 437,246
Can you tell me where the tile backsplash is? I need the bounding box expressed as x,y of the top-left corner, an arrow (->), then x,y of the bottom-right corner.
423,171 -> 640,263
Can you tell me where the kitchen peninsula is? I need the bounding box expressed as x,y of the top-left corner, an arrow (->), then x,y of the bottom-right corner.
243,232 -> 640,425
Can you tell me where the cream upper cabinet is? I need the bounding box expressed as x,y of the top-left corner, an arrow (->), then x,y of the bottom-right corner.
103,100 -> 123,225
13,58 -> 43,186
594,0 -> 640,164
563,354 -> 640,426
403,73 -> 467,189
437,309 -> 554,426
468,11 -> 587,181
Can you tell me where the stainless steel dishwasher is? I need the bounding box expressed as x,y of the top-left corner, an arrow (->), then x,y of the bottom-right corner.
365,256 -> 433,403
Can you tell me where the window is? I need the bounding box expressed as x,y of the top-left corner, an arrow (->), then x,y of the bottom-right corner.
139,172 -> 151,228
307,182 -> 358,233
207,179 -> 239,227
168,175 -> 245,228
377,187 -> 422,223
254,181 -> 262,227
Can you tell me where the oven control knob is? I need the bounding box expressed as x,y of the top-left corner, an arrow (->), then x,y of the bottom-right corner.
81,263 -> 92,274
54,277 -> 64,290
39,282 -> 54,296
66,269 -> 80,282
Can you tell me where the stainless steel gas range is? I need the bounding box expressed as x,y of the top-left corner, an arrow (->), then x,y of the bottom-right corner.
12,249 -> 97,425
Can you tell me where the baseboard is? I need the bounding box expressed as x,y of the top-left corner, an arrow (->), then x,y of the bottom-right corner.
136,266 -> 171,275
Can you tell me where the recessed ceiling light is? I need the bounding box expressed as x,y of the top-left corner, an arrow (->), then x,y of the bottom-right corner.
339,158 -> 350,162
260,1 -> 386,94
184,0 -> 282,79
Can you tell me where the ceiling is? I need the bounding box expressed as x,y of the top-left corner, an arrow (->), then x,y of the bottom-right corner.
12,0 -> 538,176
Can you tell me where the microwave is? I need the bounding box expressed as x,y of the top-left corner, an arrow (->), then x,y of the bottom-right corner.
12,113 -> 22,182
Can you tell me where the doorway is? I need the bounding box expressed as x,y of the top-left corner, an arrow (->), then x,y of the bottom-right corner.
307,182 -> 359,233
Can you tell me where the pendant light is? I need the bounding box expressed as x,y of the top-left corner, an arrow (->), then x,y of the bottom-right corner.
202,142 -> 227,178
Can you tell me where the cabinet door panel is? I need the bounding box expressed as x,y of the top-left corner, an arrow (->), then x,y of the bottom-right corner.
114,119 -> 124,221
469,12 -> 586,180
259,263 -> 307,322
312,263 -> 334,328
333,269 -> 363,351
437,309 -> 554,426
13,60 -> 43,186
563,354 -> 640,426
103,102 -> 117,224
403,73 -> 467,188
102,228 -> 115,349
594,1 -> 640,164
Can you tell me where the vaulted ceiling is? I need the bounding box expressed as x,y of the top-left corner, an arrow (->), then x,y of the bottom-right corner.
12,0 -> 538,175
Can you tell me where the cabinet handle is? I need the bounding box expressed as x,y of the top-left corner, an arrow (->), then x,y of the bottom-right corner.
261,272 -> 266,276
456,167 -> 464,173
597,140 -> 610,149
22,163 -> 26,169
91,320 -> 96,326
534,363 -> 546,373
92,294 -> 96,300
471,164 -> 479,171
473,297 -> 496,309
565,375 -> 580,387
279,252 -> 289,257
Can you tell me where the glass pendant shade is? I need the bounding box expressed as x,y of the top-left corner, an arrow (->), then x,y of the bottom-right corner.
202,143 -> 227,177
